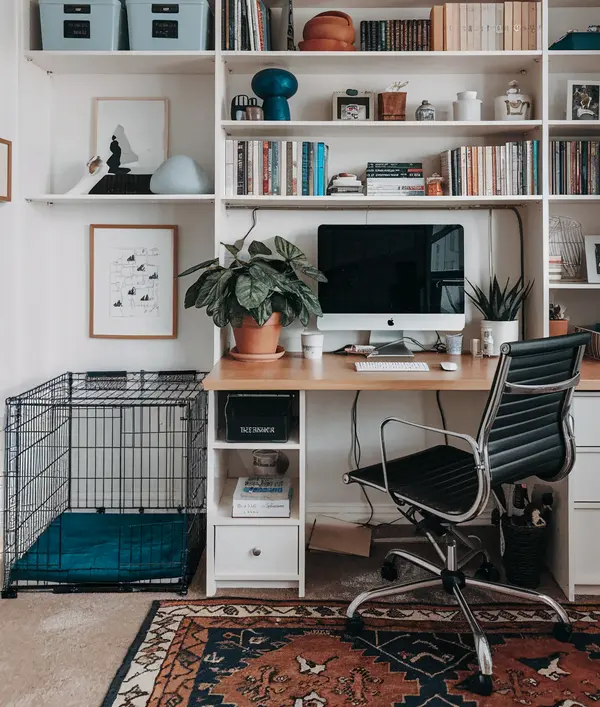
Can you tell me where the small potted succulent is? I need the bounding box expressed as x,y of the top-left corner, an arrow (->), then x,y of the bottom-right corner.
549,303 -> 569,336
178,236 -> 326,360
467,276 -> 533,355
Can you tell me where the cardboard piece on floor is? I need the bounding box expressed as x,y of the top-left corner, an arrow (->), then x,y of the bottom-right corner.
308,516 -> 372,557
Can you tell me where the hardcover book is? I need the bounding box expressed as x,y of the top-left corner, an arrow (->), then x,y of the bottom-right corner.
232,476 -> 292,518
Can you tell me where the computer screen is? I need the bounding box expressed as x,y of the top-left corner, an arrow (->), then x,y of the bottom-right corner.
317,224 -> 465,332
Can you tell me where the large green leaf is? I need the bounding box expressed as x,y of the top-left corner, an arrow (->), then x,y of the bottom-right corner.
222,242 -> 241,258
213,299 -> 231,328
235,274 -> 269,309
248,261 -> 281,290
271,292 -> 296,327
293,262 -> 328,283
184,272 -> 208,309
196,269 -> 233,309
274,236 -> 305,263
248,240 -> 272,257
249,298 -> 273,326
293,281 -> 323,316
178,258 -> 219,278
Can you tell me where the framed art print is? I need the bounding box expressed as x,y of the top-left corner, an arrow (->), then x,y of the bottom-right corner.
567,80 -> 600,121
0,138 -> 12,202
93,98 -> 170,174
585,235 -> 600,283
332,90 -> 375,121
90,225 -> 178,339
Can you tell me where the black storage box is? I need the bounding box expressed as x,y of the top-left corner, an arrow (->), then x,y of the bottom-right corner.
225,393 -> 293,443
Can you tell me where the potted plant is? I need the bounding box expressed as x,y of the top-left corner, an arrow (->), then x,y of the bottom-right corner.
549,303 -> 569,336
178,236 -> 327,360
467,276 -> 533,355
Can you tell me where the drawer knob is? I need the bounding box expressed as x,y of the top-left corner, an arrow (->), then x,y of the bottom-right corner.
251,547 -> 262,557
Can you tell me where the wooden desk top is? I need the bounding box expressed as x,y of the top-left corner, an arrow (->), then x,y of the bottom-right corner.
203,352 -> 600,392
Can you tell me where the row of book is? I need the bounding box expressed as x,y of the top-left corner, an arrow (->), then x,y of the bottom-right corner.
225,140 -> 329,196
430,2 -> 541,51
440,141 -> 540,196
222,0 -> 273,51
550,141 -> 600,196
366,163 -> 425,196
359,20 -> 430,51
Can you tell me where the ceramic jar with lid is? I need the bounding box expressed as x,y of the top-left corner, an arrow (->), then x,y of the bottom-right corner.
453,90 -> 482,121
415,100 -> 436,121
494,80 -> 532,121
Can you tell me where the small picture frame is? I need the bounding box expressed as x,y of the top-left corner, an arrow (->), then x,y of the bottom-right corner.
0,138 -> 12,202
332,90 -> 375,121
585,235 -> 600,283
90,224 -> 178,339
567,80 -> 600,121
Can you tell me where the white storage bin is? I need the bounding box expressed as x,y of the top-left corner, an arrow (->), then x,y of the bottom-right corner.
39,0 -> 128,50
126,0 -> 212,50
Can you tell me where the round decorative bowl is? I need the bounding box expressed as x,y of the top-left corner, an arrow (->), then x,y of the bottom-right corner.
303,22 -> 355,43
298,38 -> 356,51
313,10 -> 353,24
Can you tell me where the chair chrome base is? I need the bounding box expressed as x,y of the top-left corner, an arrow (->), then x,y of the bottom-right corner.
345,536 -> 572,696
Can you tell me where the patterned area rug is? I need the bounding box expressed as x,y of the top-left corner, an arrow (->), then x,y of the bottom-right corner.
102,599 -> 600,706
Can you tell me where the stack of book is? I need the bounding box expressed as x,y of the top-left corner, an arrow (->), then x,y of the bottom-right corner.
440,141 -> 539,196
232,476 -> 292,518
430,2 -> 541,51
359,20 -> 431,51
327,174 -> 364,197
549,255 -> 563,283
550,140 -> 600,195
222,0 -> 273,50
225,140 -> 329,196
366,163 -> 425,197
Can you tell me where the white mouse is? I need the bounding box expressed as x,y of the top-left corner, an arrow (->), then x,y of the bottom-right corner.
440,362 -> 459,372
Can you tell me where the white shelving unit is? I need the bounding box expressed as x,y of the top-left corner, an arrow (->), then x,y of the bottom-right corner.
26,194 -> 216,205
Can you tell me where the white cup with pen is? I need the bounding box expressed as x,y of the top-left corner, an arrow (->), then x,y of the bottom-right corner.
445,332 -> 463,355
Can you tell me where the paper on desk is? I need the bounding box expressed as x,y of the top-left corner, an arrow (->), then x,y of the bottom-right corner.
308,516 -> 372,557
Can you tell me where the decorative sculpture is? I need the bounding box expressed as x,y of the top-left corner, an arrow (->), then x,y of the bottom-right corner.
251,69 -> 298,121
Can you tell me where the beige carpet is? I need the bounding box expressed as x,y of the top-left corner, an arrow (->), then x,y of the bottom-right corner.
0,528 -> 567,707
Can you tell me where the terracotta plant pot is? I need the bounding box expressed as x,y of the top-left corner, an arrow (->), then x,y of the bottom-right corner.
232,312 -> 282,355
298,39 -> 356,51
313,10 -> 353,24
549,319 -> 569,336
303,22 -> 356,43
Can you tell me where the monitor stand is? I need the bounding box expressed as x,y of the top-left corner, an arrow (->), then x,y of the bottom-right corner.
368,331 -> 414,357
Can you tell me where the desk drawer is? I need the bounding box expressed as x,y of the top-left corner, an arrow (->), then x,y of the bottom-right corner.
572,451 -> 600,502
573,395 -> 600,448
573,508 -> 600,585
214,525 -> 298,578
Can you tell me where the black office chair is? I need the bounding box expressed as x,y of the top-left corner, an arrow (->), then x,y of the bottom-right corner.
343,333 -> 590,696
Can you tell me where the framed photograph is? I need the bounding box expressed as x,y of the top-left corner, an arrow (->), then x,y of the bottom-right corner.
567,80 -> 600,121
0,138 -> 12,202
93,98 -> 170,174
585,236 -> 600,283
90,225 -> 178,339
332,90 -> 375,121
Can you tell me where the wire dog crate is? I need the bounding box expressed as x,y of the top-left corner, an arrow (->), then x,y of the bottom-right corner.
2,370 -> 207,597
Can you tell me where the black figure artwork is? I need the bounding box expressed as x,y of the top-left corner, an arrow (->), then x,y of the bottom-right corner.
141,294 -> 150,301
113,300 -> 123,308
137,264 -> 146,272
106,135 -> 131,175
149,272 -> 158,280
128,287 -> 136,295
127,254 -> 135,262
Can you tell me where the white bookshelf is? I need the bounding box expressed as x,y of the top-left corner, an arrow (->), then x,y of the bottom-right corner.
25,50 -> 216,74
26,194 -> 216,205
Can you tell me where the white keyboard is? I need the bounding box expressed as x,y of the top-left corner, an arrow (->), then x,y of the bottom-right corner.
355,361 -> 430,372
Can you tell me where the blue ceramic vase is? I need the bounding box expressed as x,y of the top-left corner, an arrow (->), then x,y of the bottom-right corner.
251,68 -> 298,121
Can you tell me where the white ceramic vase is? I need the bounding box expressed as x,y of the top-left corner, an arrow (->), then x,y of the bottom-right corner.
482,319 -> 520,356
494,80 -> 532,121
453,90 -> 482,121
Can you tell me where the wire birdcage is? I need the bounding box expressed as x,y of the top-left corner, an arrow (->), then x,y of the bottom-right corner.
549,215 -> 586,281
2,370 -> 207,598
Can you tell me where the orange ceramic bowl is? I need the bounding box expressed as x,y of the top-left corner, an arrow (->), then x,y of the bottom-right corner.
303,22 -> 356,43
298,39 -> 356,51
313,10 -> 353,25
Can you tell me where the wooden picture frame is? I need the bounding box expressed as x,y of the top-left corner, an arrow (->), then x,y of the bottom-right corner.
567,80 -> 600,121
92,98 -> 170,173
89,224 -> 178,339
585,235 -> 600,284
332,90 -> 375,121
0,138 -> 12,202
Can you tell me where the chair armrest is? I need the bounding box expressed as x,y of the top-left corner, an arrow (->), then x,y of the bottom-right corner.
379,417 -> 489,523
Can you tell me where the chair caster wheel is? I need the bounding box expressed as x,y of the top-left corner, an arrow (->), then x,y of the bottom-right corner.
179,586 -> 189,597
345,613 -> 364,637
381,560 -> 398,582
465,672 -> 493,696
553,622 -> 573,642
474,561 -> 501,582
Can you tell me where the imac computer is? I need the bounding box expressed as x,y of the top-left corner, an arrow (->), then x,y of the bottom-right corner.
317,224 -> 465,357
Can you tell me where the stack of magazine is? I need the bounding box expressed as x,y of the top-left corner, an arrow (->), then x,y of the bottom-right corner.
232,476 -> 292,518
366,162 -> 425,197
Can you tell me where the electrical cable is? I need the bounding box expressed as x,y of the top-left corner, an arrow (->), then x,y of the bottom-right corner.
350,391 -> 375,527
233,207 -> 259,251
436,390 -> 449,445
509,206 -> 526,341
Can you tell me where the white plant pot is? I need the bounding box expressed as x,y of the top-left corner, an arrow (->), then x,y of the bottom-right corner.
453,90 -> 482,121
482,320 -> 520,357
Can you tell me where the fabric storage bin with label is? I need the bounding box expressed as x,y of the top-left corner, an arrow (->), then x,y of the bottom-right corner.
39,0 -> 129,50
225,393 -> 293,443
126,0 -> 212,50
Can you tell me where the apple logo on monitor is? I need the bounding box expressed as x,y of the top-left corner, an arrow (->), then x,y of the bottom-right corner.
387,318 -> 394,327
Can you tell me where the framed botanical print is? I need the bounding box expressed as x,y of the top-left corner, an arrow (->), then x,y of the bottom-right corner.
567,80 -> 600,121
332,90 -> 375,121
90,225 -> 178,339
0,138 -> 12,202
585,235 -> 600,283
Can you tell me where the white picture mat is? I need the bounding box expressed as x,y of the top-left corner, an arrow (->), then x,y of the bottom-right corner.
91,227 -> 176,337
0,141 -> 10,200
567,80 -> 600,122
94,99 -> 169,173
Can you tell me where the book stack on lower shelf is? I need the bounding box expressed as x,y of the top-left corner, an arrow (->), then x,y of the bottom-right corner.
551,140 -> 600,196
232,476 -> 292,518
222,0 -> 273,50
366,163 -> 425,197
359,20 -> 430,51
440,141 -> 539,196
225,140 -> 329,196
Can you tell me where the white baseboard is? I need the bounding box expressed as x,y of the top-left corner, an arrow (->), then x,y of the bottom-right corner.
307,503 -> 492,526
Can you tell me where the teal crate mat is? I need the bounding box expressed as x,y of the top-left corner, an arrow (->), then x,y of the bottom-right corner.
13,512 -> 186,583
551,32 -> 600,51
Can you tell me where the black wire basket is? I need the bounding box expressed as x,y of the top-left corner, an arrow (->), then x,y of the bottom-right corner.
501,514 -> 549,589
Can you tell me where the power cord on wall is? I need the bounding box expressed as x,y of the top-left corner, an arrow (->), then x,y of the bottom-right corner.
509,206 -> 526,341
